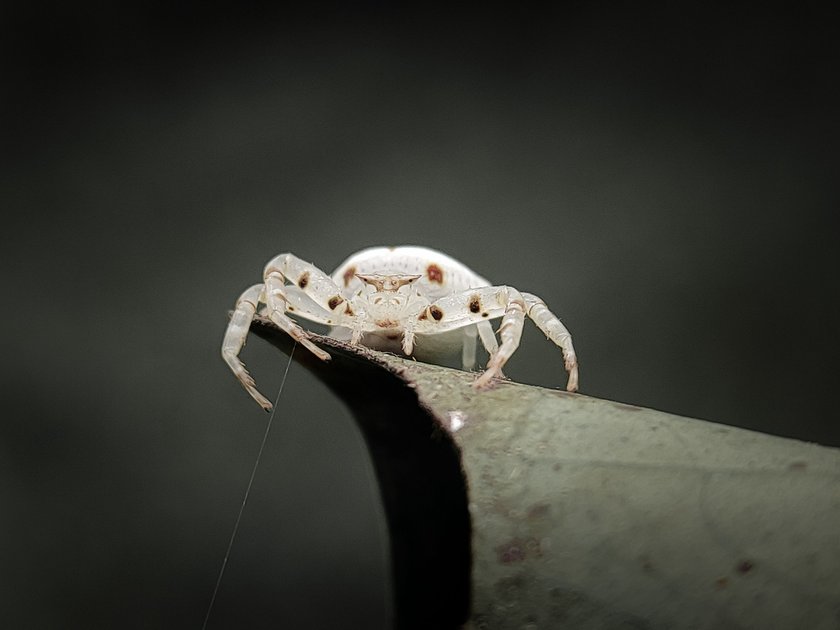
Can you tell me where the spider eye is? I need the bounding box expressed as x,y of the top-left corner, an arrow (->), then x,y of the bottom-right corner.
356,273 -> 421,292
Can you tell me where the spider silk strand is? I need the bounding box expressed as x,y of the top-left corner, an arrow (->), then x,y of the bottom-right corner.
201,342 -> 296,630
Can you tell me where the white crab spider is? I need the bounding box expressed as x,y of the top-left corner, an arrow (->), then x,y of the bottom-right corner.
222,245 -> 579,410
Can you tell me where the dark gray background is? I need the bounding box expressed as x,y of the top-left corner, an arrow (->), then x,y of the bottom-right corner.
2,4 -> 838,628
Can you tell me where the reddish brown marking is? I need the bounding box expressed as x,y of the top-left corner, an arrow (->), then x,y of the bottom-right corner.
736,560 -> 754,574
386,333 -> 399,340
298,271 -> 310,289
426,264 -> 444,284
376,319 -> 398,328
418,310 -> 428,321
494,537 -> 542,564
429,305 -> 444,321
495,539 -> 526,564
342,266 -> 356,287
527,503 -> 550,520
469,294 -> 481,314
482,312 -> 489,317
328,295 -> 344,310
344,303 -> 354,316
715,577 -> 729,590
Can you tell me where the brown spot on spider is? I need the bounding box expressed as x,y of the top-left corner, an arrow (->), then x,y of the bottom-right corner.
468,294 -> 481,313
344,303 -> 354,316
481,312 -> 489,317
376,319 -> 398,328
297,271 -> 310,289
418,310 -> 428,321
426,264 -> 444,284
342,266 -> 356,287
328,295 -> 345,310
429,305 -> 444,321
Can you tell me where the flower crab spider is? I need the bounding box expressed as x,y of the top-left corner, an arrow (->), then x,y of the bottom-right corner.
222,245 -> 578,410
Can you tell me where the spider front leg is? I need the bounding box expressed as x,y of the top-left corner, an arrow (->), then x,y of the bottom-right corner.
473,288 -> 526,388
522,292 -> 579,392
414,286 -> 527,389
415,286 -> 578,391
222,284 -> 274,410
263,253 -> 352,362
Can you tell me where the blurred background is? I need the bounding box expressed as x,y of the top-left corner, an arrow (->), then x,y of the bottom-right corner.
2,4 -> 837,628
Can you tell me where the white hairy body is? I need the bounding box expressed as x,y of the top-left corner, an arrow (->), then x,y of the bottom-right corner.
222,246 -> 578,410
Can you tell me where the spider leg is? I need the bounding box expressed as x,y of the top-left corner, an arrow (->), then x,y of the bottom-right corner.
401,320 -> 416,355
521,292 -> 578,392
475,319 -> 507,378
476,320 -> 499,356
222,284 -> 274,410
462,326 -> 477,371
414,286 -> 526,388
263,253 -> 356,362
473,288 -> 526,388
462,322 -> 503,374
264,253 -> 351,314
281,286 -> 344,325
414,286 -> 576,391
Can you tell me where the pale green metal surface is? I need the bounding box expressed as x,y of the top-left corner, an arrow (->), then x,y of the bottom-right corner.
383,356 -> 840,629
250,320 -> 840,629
